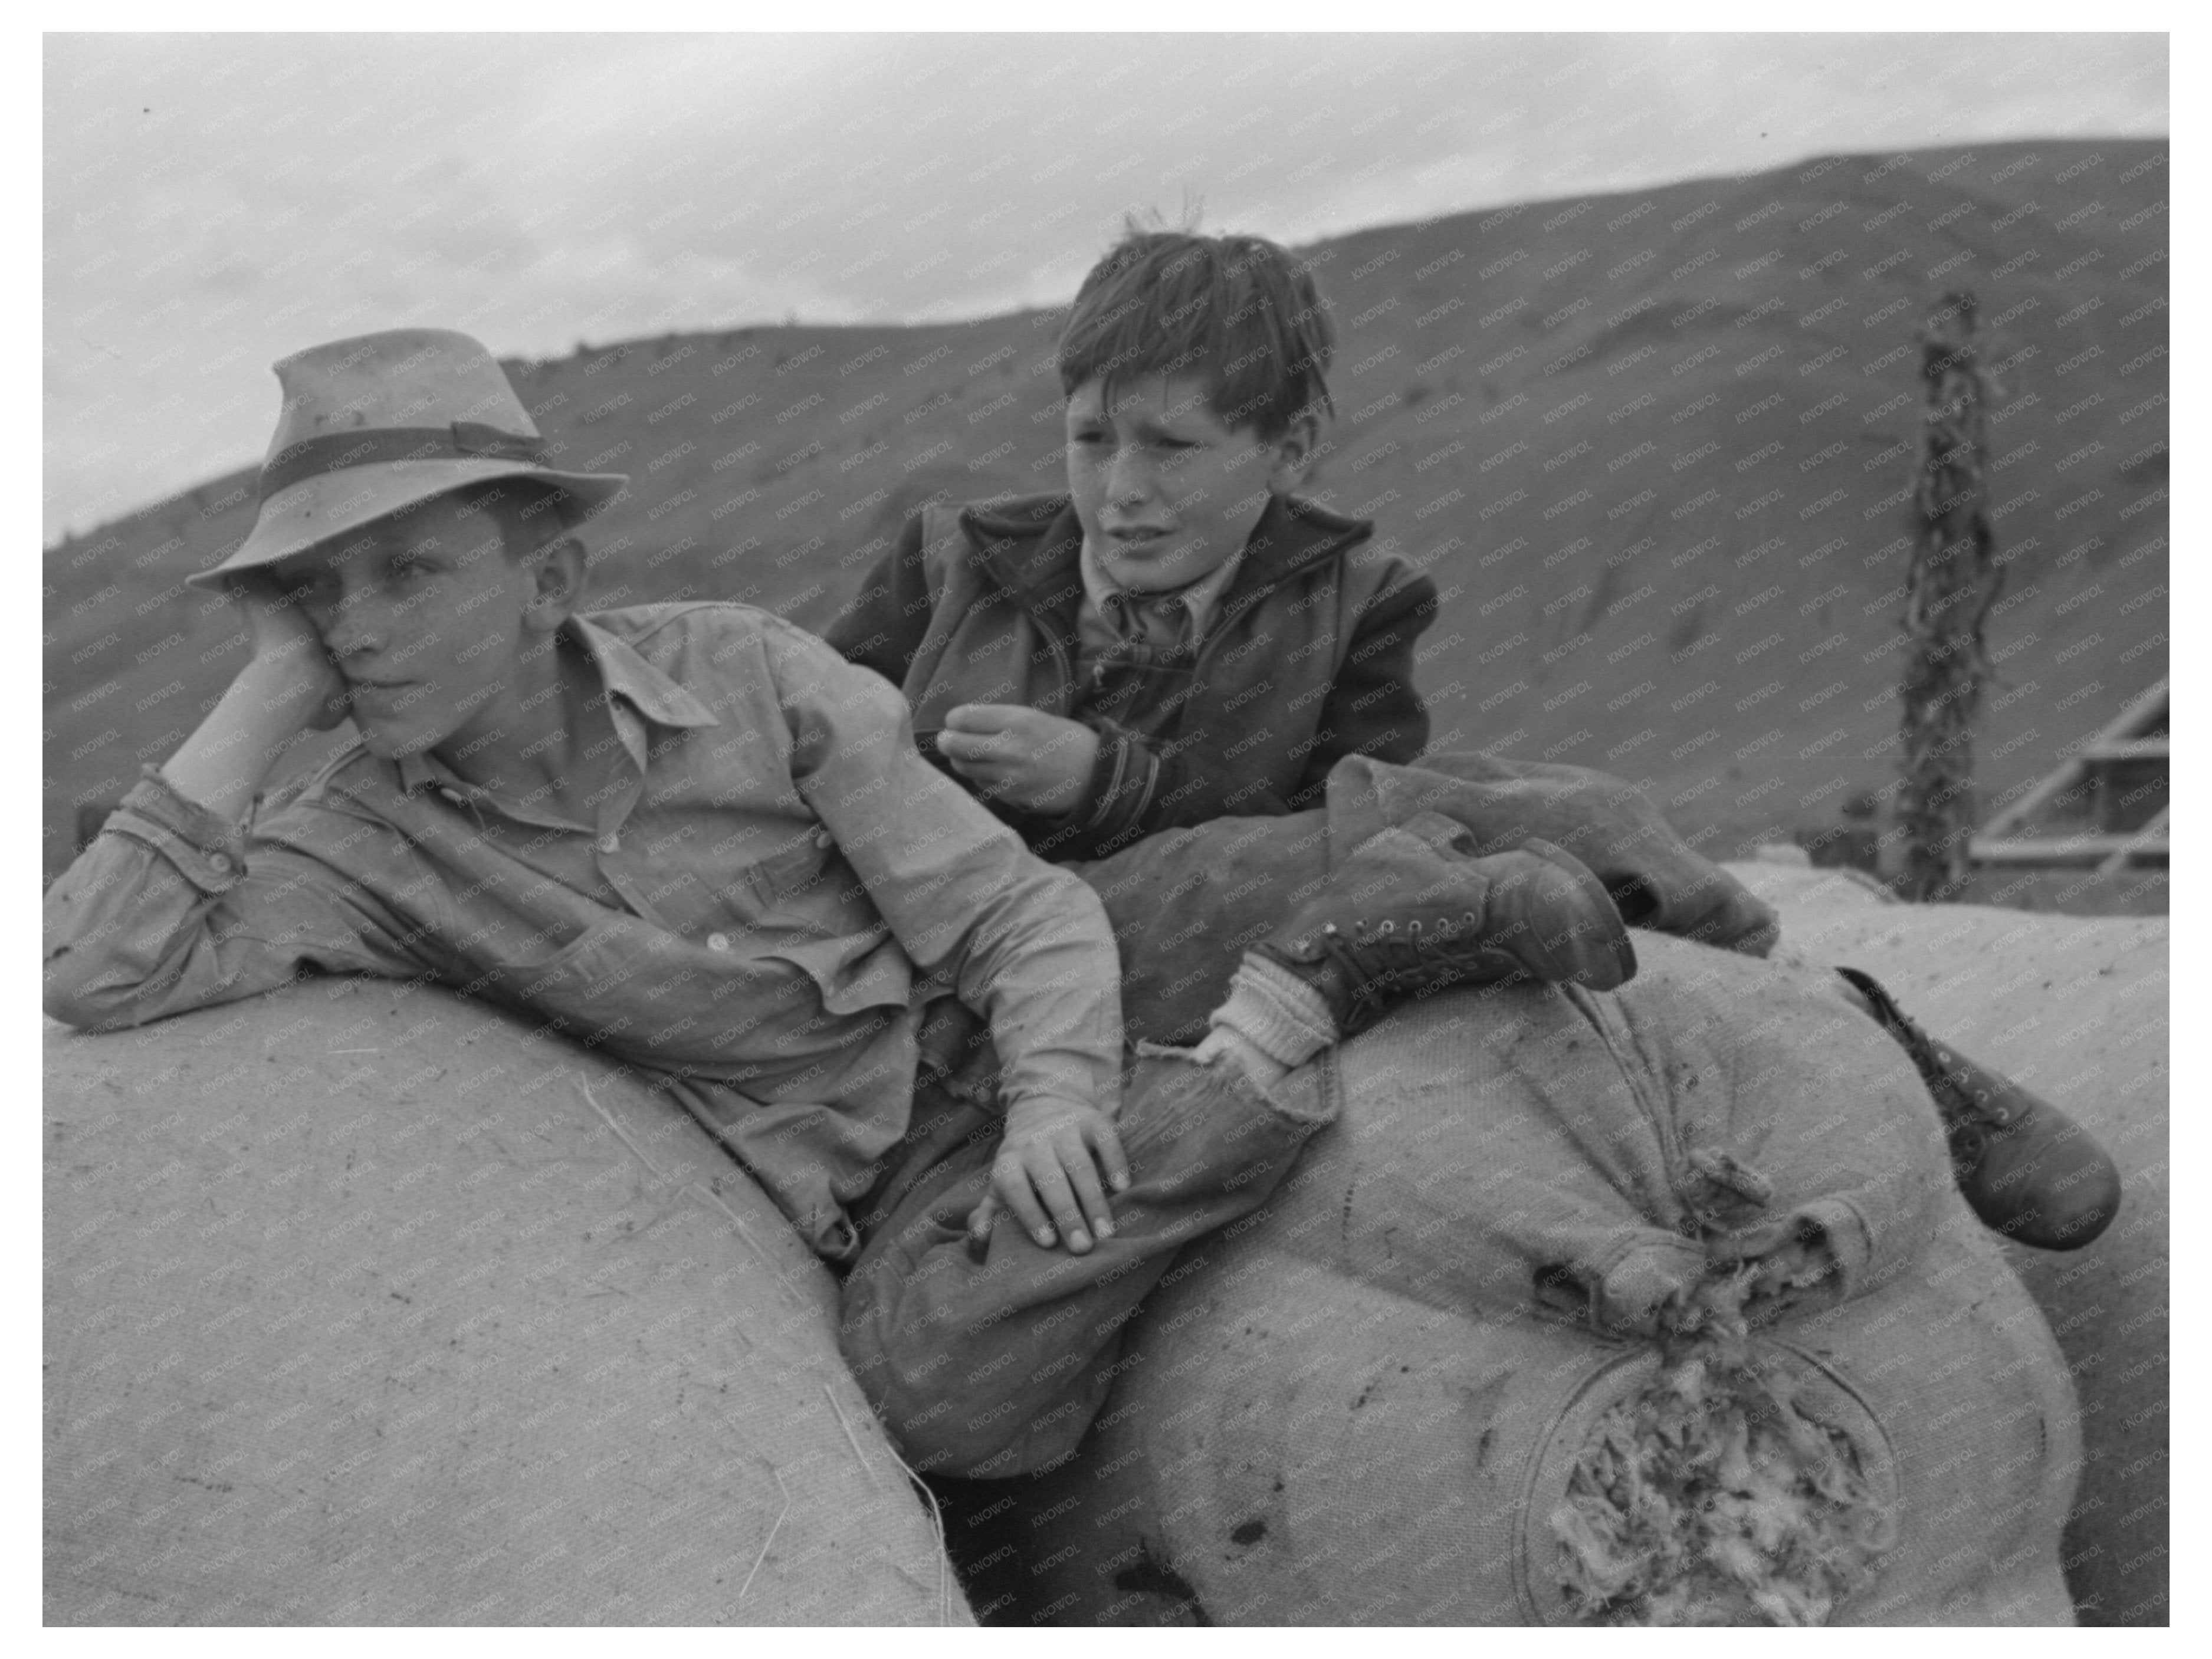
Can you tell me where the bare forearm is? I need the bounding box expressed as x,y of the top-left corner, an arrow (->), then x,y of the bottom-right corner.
160,656 -> 326,822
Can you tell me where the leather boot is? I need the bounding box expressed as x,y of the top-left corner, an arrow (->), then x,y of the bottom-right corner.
1255,814 -> 1635,1037
1837,967 -> 2122,1250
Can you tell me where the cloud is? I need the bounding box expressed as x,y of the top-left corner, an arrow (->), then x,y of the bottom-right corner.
42,31 -> 2167,541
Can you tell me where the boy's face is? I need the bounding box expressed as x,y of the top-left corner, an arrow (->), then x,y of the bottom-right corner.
267,492 -> 547,762
1064,372 -> 1312,594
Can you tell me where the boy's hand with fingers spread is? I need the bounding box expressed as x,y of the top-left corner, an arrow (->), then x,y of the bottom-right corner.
938,704 -> 1100,817
967,1096 -> 1130,1260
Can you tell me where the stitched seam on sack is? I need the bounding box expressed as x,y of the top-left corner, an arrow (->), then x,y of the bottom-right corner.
1560,983 -> 1686,1184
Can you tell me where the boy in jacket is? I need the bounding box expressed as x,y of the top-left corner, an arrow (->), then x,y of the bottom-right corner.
826,230 -> 1436,861
44,328 -> 1635,1479
830,232 -> 2119,1253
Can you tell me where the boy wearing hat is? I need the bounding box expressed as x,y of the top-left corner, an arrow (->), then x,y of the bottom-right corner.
829,229 -> 1436,860
44,328 -> 1633,1476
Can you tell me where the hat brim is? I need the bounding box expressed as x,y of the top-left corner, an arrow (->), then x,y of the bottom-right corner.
185,458 -> 630,589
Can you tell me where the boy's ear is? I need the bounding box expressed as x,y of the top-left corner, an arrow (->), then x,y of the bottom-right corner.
525,536 -> 588,632
1265,412 -> 1320,495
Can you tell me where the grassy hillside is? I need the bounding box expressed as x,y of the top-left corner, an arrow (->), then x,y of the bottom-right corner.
47,138 -> 2167,887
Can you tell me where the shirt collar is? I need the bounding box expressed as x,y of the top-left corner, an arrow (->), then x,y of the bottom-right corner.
1076,534 -> 1246,646
570,613 -> 723,731
396,612 -> 720,797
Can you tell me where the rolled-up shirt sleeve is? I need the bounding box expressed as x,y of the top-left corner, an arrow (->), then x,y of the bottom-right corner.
764,623 -> 1125,1119
43,766 -> 427,1032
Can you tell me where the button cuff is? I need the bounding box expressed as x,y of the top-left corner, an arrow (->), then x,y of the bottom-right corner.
105,767 -> 250,893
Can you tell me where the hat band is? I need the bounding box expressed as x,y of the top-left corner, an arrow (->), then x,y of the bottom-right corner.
259,421 -> 549,502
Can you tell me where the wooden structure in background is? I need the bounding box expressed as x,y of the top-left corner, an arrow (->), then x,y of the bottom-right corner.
1971,679 -> 2168,872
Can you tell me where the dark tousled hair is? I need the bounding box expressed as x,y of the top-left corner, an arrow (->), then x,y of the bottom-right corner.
1056,229 -> 1336,442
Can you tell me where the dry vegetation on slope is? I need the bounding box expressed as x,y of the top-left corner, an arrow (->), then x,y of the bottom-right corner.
45,139 -> 2166,884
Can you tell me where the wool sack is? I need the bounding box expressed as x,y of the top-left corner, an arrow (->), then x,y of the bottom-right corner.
996,933 -> 2079,1625
44,977 -> 967,1625
1737,861 -> 2168,1627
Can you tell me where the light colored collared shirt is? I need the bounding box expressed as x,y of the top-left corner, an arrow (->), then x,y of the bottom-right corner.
1075,533 -> 1245,663
44,602 -> 1124,1262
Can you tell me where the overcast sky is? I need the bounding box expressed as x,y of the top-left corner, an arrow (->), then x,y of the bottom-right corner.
43,31 -> 2167,544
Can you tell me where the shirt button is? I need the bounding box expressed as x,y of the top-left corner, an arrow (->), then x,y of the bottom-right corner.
814,830 -> 834,850
596,832 -> 620,854
706,932 -> 731,952
207,853 -> 232,873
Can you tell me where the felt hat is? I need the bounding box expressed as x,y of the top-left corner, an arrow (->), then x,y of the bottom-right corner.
187,328 -> 628,589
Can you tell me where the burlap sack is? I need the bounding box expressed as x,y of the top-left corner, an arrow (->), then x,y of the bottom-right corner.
989,935 -> 2079,1625
44,978 -> 969,1625
1735,862 -> 2168,1627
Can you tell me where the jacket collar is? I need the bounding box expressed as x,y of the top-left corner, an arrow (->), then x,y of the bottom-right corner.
960,492 -> 1375,630
395,612 -> 718,796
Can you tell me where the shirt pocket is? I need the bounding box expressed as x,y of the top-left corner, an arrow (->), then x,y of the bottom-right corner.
746,837 -> 843,929
660,834 -> 905,1018
676,839 -> 892,962
674,836 -> 843,941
